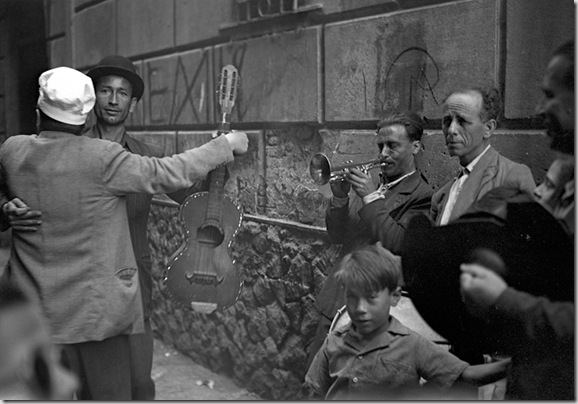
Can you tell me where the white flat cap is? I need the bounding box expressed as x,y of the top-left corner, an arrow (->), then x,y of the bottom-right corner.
37,67 -> 96,125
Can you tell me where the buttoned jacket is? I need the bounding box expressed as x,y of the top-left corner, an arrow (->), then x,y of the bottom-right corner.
0,131 -> 233,344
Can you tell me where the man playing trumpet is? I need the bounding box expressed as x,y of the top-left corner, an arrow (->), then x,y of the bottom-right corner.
307,111 -> 433,366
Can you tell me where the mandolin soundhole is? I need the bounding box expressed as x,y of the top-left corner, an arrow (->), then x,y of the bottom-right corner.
196,223 -> 225,246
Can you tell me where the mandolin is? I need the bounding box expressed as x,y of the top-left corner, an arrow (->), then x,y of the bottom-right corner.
164,65 -> 243,314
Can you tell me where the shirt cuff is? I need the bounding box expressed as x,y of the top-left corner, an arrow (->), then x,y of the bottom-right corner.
362,190 -> 385,205
331,195 -> 349,208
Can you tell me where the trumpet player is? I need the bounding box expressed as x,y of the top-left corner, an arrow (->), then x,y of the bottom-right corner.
307,111 -> 433,367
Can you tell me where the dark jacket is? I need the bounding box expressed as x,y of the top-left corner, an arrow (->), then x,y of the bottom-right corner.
316,170 -> 433,319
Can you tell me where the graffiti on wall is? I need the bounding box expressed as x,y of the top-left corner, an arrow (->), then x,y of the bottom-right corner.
377,46 -> 441,115
143,47 -> 250,126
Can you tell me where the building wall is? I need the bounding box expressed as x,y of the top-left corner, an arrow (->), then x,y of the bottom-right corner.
23,0 -> 577,399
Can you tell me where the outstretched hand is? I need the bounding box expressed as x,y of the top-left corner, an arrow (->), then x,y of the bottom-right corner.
2,198 -> 42,232
460,263 -> 507,316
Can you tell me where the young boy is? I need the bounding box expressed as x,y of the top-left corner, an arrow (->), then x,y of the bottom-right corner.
305,243 -> 510,400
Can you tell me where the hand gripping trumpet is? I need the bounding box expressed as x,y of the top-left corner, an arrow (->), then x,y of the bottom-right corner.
309,153 -> 386,185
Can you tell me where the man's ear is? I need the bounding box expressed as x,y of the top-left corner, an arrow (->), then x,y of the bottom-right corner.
483,119 -> 496,139
391,286 -> 402,307
129,98 -> 137,114
411,140 -> 422,155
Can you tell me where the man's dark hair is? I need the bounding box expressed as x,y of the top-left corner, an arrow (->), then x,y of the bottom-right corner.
475,87 -> 502,123
552,40 -> 574,91
37,109 -> 84,135
377,111 -> 425,142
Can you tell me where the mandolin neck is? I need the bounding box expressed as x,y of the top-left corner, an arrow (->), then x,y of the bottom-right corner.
206,116 -> 231,222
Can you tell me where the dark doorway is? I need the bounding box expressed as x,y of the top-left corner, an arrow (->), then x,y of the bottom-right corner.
2,0 -> 49,137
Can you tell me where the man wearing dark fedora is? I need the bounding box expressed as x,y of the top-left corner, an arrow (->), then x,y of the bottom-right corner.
86,55 -> 158,400
86,55 -> 210,400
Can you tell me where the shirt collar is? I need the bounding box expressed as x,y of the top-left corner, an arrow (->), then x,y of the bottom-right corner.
94,125 -> 129,149
463,144 -> 491,174
382,170 -> 416,189
342,315 -> 410,351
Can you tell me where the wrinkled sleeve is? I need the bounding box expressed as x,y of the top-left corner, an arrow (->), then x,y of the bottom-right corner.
143,139 -> 210,204
511,164 -> 536,196
100,136 -> 234,196
325,194 -> 364,245
305,338 -> 332,399
358,193 -> 431,255
416,336 -> 469,389
492,287 -> 574,345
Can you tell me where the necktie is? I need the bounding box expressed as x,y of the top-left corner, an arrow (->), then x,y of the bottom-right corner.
439,167 -> 469,225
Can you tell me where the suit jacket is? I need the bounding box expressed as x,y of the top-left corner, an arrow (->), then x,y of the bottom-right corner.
430,147 -> 535,225
317,170 -> 433,318
0,131 -> 233,344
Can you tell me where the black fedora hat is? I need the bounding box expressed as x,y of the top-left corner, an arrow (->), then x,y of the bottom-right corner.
87,55 -> 144,100
401,200 -> 574,355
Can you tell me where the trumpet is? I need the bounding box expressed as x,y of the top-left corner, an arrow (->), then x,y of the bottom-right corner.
309,153 -> 386,185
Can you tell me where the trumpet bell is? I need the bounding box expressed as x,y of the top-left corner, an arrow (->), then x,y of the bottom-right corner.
309,153 -> 331,185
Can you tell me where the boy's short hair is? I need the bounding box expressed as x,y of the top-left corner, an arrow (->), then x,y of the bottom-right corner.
334,244 -> 401,295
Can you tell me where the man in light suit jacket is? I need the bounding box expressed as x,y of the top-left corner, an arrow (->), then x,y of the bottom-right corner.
429,87 -> 535,370
430,87 -> 535,227
0,66 -> 248,400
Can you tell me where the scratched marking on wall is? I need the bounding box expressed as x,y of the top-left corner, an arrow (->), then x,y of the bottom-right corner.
143,48 -> 250,126
378,47 -> 440,114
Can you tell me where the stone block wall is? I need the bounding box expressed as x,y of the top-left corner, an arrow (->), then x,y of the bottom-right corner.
36,0 -> 575,400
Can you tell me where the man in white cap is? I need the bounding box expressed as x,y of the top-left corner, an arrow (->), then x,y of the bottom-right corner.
0,66 -> 248,400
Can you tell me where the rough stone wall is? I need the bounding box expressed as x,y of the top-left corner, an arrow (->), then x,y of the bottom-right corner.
33,0 -> 575,400
149,204 -> 341,400
146,128 -> 556,400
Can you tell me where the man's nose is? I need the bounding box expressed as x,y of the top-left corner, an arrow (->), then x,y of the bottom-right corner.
448,119 -> 460,135
109,92 -> 118,104
380,143 -> 393,158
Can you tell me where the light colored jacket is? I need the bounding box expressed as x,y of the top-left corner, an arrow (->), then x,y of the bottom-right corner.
430,146 -> 536,225
0,131 -> 233,344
